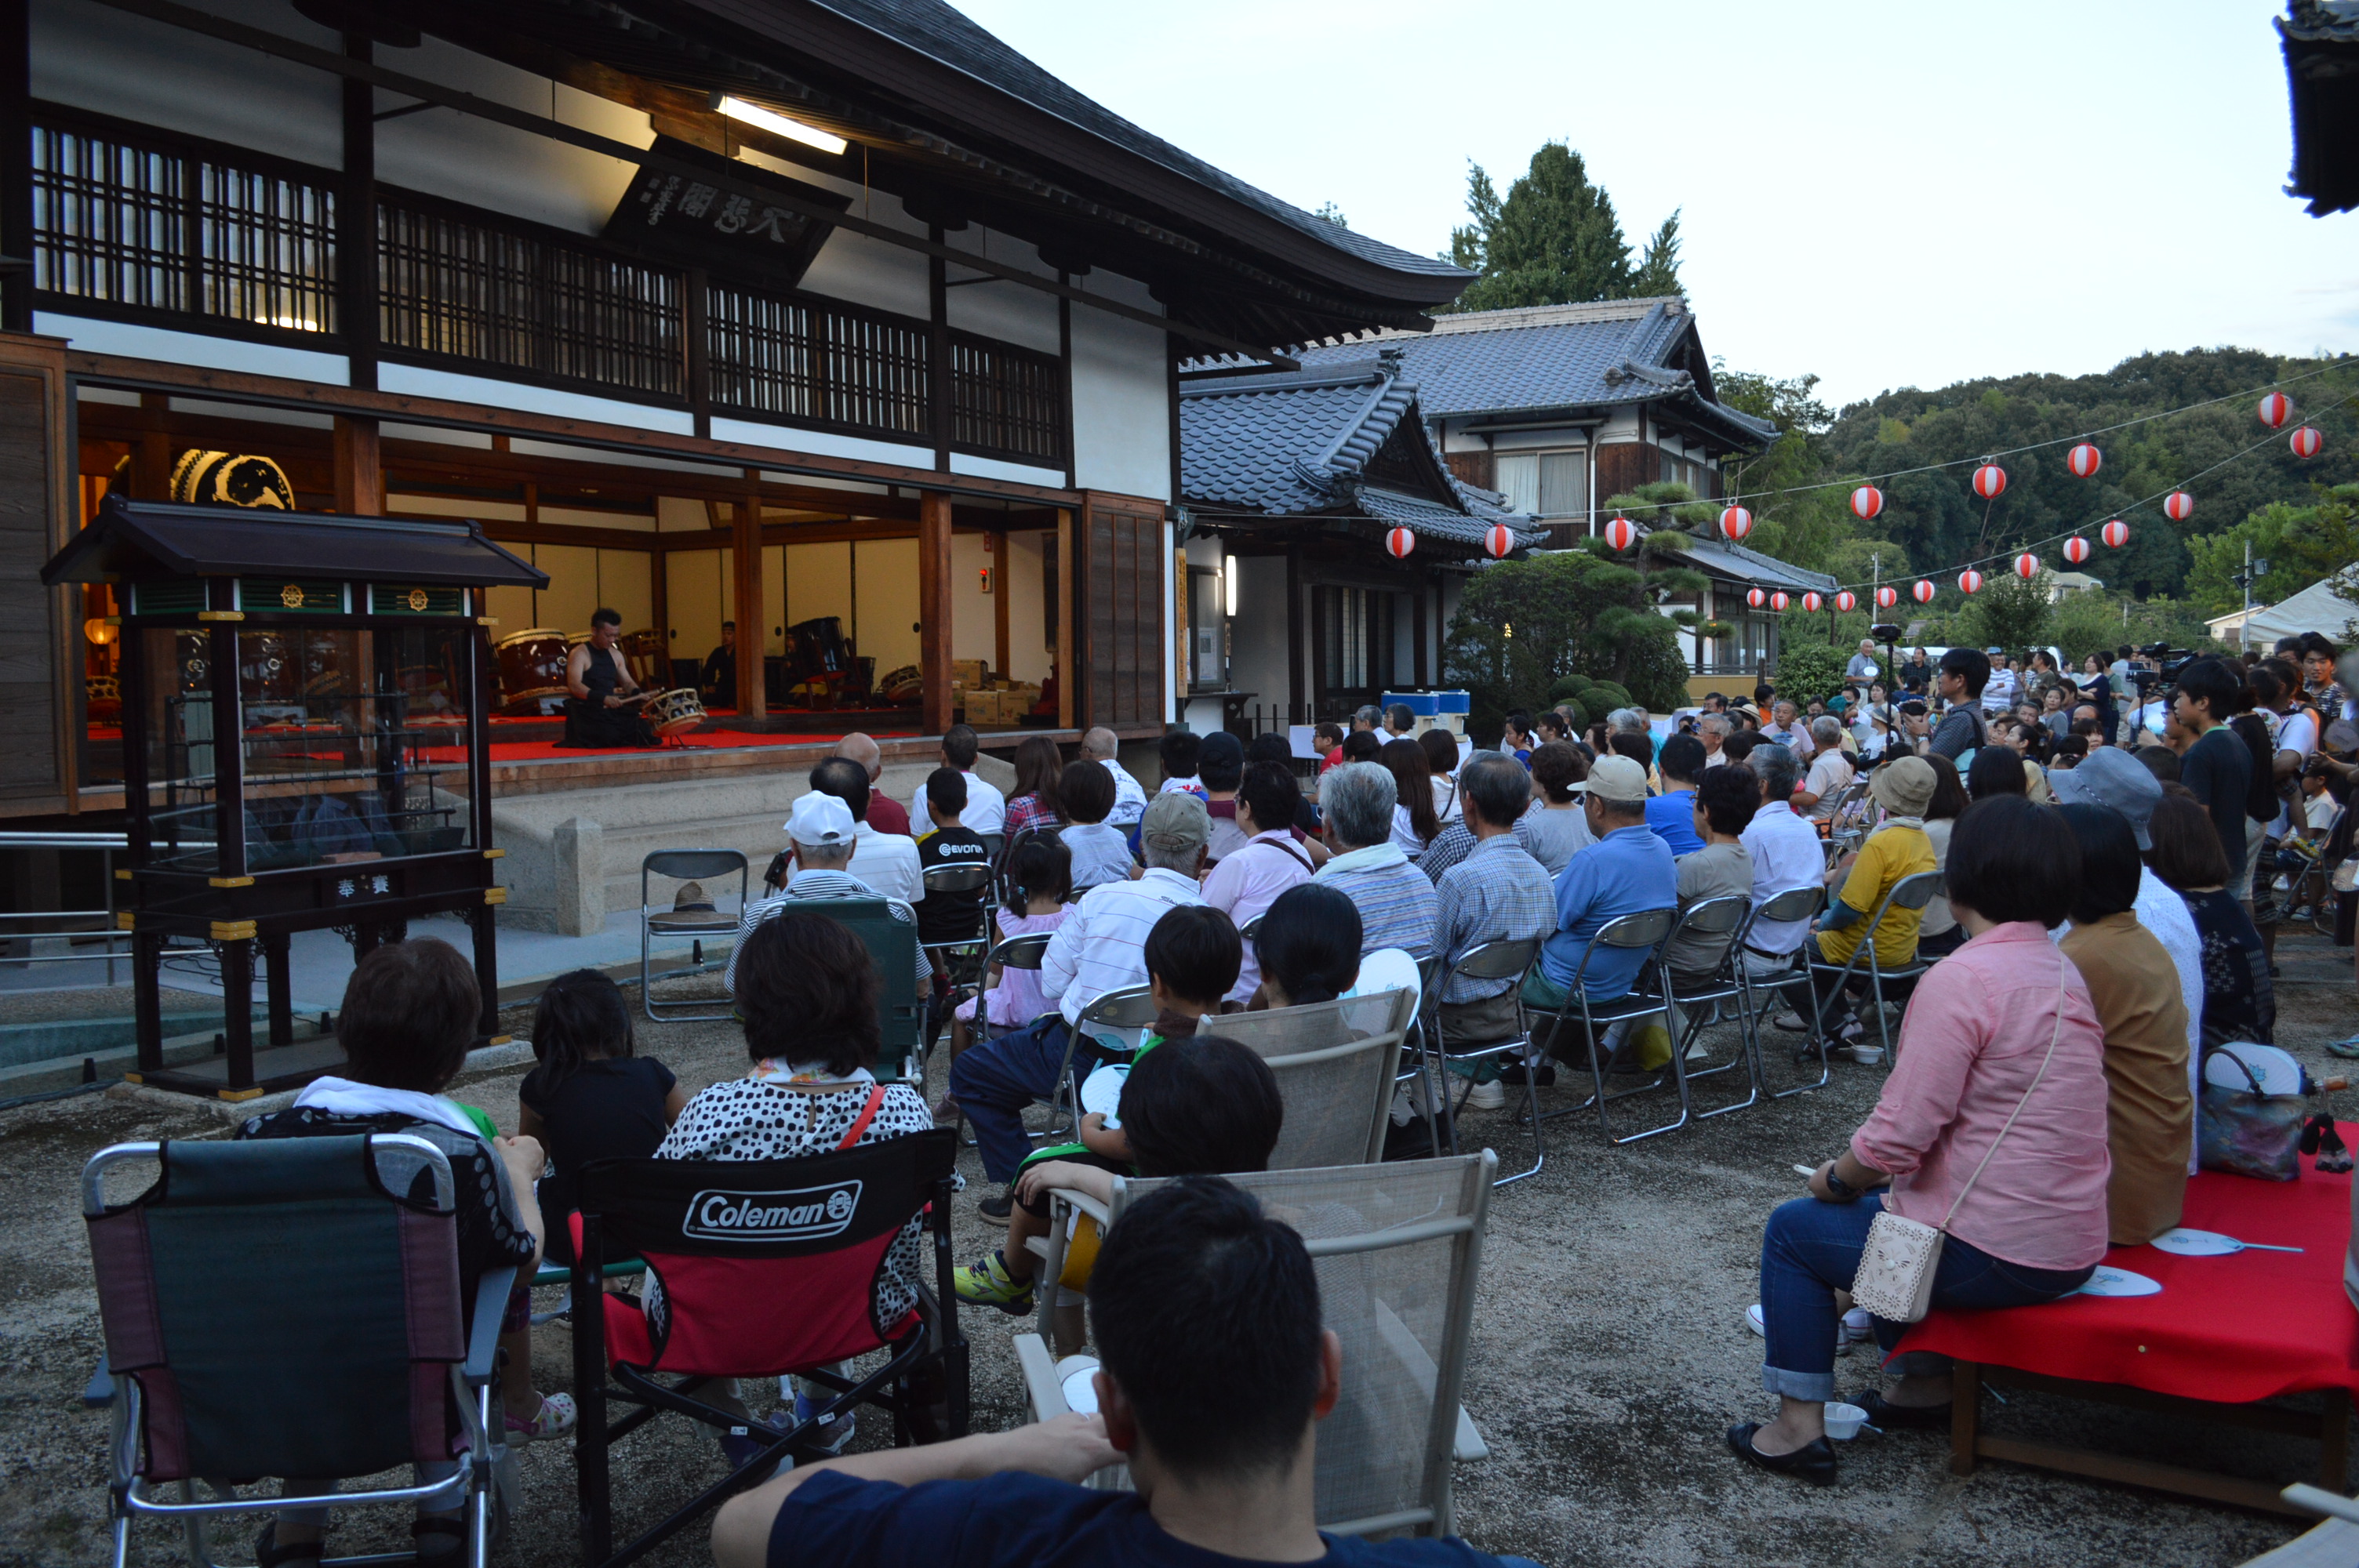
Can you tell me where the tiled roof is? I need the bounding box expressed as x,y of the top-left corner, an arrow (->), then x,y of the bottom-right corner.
1179,359 -> 1545,553
1646,532 -> 1837,593
798,0 -> 1469,282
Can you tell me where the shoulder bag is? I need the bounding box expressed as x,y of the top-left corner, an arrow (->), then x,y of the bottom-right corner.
1850,962 -> 2068,1323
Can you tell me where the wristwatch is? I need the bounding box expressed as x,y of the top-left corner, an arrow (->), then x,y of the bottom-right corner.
1823,1165 -> 1860,1202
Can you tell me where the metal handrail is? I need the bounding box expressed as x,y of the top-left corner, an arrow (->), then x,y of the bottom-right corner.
1,833 -> 128,982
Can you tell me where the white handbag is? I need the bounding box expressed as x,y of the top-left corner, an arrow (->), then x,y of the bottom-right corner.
1849,966 -> 2068,1323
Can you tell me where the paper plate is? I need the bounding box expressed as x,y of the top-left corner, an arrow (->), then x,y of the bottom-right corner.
1060,1369 -> 1100,1416
2150,1228 -> 2248,1257
2075,1265 -> 2162,1298
1079,1063 -> 1129,1123
1350,947 -> 1423,1006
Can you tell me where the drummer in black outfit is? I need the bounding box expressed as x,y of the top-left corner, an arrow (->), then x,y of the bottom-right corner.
560,608 -> 657,748
699,621 -> 738,709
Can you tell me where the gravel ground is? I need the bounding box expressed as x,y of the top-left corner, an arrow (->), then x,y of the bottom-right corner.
4,926 -> 2355,1567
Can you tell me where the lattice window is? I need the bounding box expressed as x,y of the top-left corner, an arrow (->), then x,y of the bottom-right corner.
31,120 -> 336,335
705,281 -> 929,439
951,332 -> 1064,463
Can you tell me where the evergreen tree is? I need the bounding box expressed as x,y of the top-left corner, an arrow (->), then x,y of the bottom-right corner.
1444,143 -> 1681,312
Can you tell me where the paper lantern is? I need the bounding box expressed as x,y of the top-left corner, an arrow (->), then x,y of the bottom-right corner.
1957,568 -> 1985,595
1485,524 -> 1516,558
2013,552 -> 2041,579
2258,391 -> 2292,429
1801,591 -> 1823,612
1719,505 -> 1753,542
2291,425 -> 2324,459
2101,519 -> 2130,548
1746,587 -> 1767,609
1849,486 -> 1884,521
1834,590 -> 1858,612
1770,591 -> 1790,612
1874,585 -> 1899,609
1602,515 -> 1637,551
1972,463 -> 2007,500
1912,579 -> 1936,604
2162,491 -> 2194,522
1383,527 -> 1415,560
2067,443 -> 2102,477
2062,535 -> 2091,564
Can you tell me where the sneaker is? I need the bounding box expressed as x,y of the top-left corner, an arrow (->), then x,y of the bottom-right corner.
1463,1080 -> 1507,1110
977,1187 -> 1014,1221
2327,1035 -> 2359,1060
1498,1062 -> 1555,1087
719,1411 -> 794,1482
506,1390 -> 577,1442
1772,1010 -> 1808,1033
793,1393 -> 856,1455
1841,1306 -> 1875,1341
1745,1302 -> 1766,1337
952,1249 -> 1034,1315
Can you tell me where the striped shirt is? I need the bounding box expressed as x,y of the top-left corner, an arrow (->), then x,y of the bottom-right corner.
1434,834 -> 1557,1002
1314,844 -> 1439,958
1040,866 -> 1205,1025
725,868 -> 930,992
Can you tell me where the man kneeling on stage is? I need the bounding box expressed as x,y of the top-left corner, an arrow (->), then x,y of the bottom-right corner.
560,608 -> 657,749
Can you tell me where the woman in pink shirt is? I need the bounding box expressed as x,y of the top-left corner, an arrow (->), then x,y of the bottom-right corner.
1729,796 -> 2111,1486
1201,763 -> 1316,1004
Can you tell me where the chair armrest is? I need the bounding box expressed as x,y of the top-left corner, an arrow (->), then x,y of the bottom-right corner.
83,1356 -> 114,1409
1049,1187 -> 1110,1228
465,1266 -> 518,1386
1013,1332 -> 1066,1423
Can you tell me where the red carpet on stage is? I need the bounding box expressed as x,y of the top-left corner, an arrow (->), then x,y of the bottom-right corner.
1899,1127 -> 2359,1404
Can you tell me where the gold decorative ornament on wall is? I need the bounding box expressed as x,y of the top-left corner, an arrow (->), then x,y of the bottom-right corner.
170,450 -> 296,510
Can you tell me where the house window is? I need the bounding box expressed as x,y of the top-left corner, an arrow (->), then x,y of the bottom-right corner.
1659,450 -> 1712,496
1493,450 -> 1587,520
1318,585 -> 1394,699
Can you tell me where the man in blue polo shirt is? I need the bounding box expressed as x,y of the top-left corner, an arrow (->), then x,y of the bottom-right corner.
1527,753 -> 1677,1014
1644,733 -> 1707,857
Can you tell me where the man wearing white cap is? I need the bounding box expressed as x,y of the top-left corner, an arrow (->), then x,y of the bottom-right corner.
725,792 -> 929,993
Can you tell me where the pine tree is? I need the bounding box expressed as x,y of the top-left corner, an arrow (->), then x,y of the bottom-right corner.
1444,143 -> 1681,311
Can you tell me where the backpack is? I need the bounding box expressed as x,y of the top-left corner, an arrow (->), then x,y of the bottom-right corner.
2229,713 -> 2278,825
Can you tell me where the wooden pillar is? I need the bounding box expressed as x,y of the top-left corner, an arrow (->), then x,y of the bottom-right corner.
0,0 -> 31,336
1412,585 -> 1428,688
1285,546 -> 1303,718
133,396 -> 172,499
927,228 -> 951,471
648,546 -> 670,685
919,492 -> 953,735
991,528 -> 1009,684
1055,508 -> 1074,731
338,31 -> 378,389
333,416 -> 381,515
732,492 -> 763,717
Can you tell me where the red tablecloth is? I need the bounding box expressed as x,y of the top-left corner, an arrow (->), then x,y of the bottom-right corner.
1899,1130 -> 2359,1405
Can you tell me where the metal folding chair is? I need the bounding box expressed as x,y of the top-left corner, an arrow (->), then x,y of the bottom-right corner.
949,929 -> 1056,1147
1190,989 -> 1414,1168
1735,884 -> 1830,1098
639,849 -> 750,1022
1044,983 -> 1159,1141
1801,869 -> 1945,1062
1526,907 -> 1681,1146
1422,937 -> 1543,1182
1656,895 -> 1763,1120
918,861 -> 995,1014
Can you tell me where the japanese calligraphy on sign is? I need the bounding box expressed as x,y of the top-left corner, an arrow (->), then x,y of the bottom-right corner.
602,138 -> 846,283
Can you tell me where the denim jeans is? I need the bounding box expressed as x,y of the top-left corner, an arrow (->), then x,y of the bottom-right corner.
947,1013 -> 1071,1184
1757,1192 -> 2095,1400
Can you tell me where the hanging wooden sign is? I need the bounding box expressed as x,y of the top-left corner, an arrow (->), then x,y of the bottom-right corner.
602,137 -> 849,284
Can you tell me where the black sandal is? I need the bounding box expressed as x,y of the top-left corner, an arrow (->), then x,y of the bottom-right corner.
1725,1422 -> 1836,1486
254,1523 -> 325,1568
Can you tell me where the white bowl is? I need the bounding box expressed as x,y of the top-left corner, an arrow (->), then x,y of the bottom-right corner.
1822,1401 -> 1868,1441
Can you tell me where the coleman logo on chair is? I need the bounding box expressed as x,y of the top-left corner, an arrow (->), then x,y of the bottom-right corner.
685,1181 -> 863,1242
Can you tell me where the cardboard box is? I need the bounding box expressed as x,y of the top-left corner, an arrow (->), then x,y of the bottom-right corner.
952,659 -> 989,689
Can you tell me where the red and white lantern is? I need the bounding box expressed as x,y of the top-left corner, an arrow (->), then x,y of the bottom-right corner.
1972,463 -> 2007,500
1745,586 -> 1767,609
1849,486 -> 1884,521
2291,425 -> 2324,459
2258,392 -> 2292,430
2062,535 -> 2091,565
1834,590 -> 1858,612
2067,443 -> 2102,477
1801,591 -> 1823,612
1383,527 -> 1415,560
1602,515 -> 1637,551
1485,524 -> 1517,558
1874,585 -> 1899,610
1957,568 -> 1985,595
1770,591 -> 1790,612
1719,505 -> 1753,542
2100,519 -> 2130,549
2014,552 -> 2041,580
2162,492 -> 2194,523
1912,579 -> 1936,604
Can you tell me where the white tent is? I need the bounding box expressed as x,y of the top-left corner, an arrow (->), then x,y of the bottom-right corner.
2210,573 -> 2359,648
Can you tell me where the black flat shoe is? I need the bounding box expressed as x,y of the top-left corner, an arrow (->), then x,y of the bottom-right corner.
976,1187 -> 1014,1220
1726,1422 -> 1836,1486
1853,1388 -> 1950,1430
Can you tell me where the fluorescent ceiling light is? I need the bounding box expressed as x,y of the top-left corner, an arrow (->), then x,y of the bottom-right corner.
714,95 -> 847,156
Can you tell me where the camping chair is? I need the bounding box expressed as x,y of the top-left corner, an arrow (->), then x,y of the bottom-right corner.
640,849 -> 750,1022
1801,869 -> 1945,1064
1420,937 -> 1543,1184
569,1128 -> 965,1566
1656,895 -> 1761,1120
1526,907 -> 1680,1146
788,896 -> 926,1081
1015,1152 -> 1499,1536
82,1134 -> 513,1568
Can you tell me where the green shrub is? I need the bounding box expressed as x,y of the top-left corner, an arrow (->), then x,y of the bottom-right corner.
1549,673 -> 1594,702
1769,640 -> 1867,706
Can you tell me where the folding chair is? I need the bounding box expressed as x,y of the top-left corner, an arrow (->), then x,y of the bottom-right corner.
1733,884 -> 1830,1098
570,1128 -> 965,1566
949,929 -> 1056,1148
639,849 -> 750,1022
83,1134 -> 512,1568
1015,1153 -> 1498,1536
1420,938 -> 1543,1183
1184,988 -> 1414,1167
788,896 -> 926,1081
1526,907 -> 1680,1146
1801,869 -> 1945,1063
918,860 -> 995,1030
1045,983 -> 1160,1137
1656,895 -> 1761,1120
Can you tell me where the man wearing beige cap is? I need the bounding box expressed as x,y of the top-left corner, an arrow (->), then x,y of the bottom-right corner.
1779,756 -> 1937,1053
948,792 -> 1209,1211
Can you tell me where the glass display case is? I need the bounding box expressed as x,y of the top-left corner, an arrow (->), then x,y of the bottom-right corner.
41,495 -> 547,1098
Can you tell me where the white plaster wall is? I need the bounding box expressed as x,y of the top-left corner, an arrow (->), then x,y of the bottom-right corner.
378,364 -> 694,433
1003,529 -> 1052,685
38,313 -> 348,384
1070,272 -> 1169,500
1494,426 -> 1590,452
941,229 -> 1060,352
950,453 -> 1065,488
710,417 -> 932,470
1598,408 -> 1644,441
1227,557 -> 1292,720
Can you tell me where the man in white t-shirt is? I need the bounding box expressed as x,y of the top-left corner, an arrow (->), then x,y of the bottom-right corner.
905,724 -> 1005,837
1081,726 -> 1150,828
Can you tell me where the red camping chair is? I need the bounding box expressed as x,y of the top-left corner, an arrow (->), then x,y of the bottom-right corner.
569,1122 -> 963,1566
